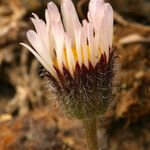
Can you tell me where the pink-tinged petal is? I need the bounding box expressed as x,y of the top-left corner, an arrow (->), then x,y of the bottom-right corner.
45,2 -> 64,32
20,43 -> 57,79
47,2 -> 61,23
61,0 -> 81,42
45,2 -> 64,30
88,0 -> 104,28
102,3 -> 113,48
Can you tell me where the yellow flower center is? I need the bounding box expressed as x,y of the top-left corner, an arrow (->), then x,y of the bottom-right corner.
53,47 -> 102,70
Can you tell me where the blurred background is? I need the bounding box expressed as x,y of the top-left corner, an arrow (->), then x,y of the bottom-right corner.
0,0 -> 150,149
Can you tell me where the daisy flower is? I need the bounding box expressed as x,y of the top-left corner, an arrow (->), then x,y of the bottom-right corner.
21,0 -> 115,119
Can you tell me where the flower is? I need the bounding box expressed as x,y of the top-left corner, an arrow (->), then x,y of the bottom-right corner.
21,0 -> 116,119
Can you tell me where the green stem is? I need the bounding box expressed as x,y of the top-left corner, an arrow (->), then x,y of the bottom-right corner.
83,118 -> 98,150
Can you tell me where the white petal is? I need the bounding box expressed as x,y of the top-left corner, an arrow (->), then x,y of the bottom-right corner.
99,3 -> 113,59
82,20 -> 99,67
99,28 -> 109,59
93,31 -> 100,63
20,43 -> 57,79
74,27 -> 82,66
45,10 -> 55,58
88,0 -> 113,60
61,0 -> 81,42
45,2 -> 65,61
31,14 -> 50,54
65,35 -> 75,76
81,21 -> 89,68
51,22 -> 65,73
27,30 -> 52,66
45,9 -> 50,28
86,21 -> 96,66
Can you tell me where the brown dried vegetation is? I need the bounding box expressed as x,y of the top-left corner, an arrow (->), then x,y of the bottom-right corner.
0,0 -> 150,150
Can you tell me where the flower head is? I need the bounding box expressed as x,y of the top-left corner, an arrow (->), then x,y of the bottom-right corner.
21,0 -> 116,119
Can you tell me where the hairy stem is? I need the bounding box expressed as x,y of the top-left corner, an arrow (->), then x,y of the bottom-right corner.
83,118 -> 98,150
